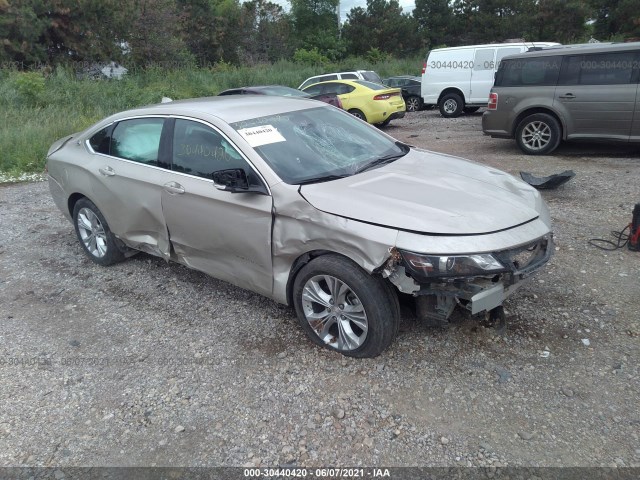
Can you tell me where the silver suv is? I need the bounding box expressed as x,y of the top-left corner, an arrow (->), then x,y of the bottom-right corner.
482,42 -> 640,154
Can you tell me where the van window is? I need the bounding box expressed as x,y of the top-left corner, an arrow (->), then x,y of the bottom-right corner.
559,52 -> 637,86
496,47 -> 523,69
473,49 -> 496,71
341,73 -> 358,80
495,56 -> 562,87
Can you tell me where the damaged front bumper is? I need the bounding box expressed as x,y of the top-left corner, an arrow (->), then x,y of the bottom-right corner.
382,234 -> 554,321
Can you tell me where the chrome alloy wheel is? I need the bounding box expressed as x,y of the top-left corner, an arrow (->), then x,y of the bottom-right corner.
521,121 -> 552,151
442,98 -> 458,114
301,275 -> 368,351
406,96 -> 420,112
76,207 -> 108,258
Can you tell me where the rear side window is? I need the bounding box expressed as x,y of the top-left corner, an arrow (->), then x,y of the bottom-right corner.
495,56 -> 562,87
89,127 -> 112,154
111,118 -> 164,165
320,83 -> 355,95
559,52 -> 637,85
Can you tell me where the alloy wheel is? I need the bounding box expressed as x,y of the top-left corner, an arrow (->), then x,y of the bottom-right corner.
301,275 -> 368,351
76,207 -> 108,258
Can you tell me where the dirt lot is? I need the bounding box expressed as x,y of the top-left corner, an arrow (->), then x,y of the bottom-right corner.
1,109 -> 639,470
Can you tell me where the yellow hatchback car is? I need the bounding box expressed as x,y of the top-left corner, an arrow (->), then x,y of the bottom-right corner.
302,80 -> 406,126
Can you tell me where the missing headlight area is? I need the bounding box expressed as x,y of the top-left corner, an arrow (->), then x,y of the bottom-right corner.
382,237 -> 553,324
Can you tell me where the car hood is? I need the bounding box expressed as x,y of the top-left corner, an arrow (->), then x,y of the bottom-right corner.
299,149 -> 541,235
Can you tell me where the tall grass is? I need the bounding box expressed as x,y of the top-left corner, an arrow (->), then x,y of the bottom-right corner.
0,57 -> 422,174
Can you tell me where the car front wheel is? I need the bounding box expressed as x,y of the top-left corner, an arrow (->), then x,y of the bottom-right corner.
72,198 -> 125,266
405,95 -> 421,112
515,113 -> 561,155
439,93 -> 464,118
293,255 -> 399,358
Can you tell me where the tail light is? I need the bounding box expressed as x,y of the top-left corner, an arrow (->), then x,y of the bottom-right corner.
421,62 -> 427,75
488,92 -> 498,110
374,92 -> 400,100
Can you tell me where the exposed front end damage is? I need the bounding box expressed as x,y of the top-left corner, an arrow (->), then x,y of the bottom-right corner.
381,234 -> 554,324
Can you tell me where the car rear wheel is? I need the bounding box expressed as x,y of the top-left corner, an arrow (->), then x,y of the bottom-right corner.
439,93 -> 464,118
348,109 -> 367,122
515,113 -> 561,155
293,255 -> 399,358
405,96 -> 421,112
73,198 -> 125,266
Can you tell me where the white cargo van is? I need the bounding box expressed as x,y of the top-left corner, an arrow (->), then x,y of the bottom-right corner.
421,42 -> 559,117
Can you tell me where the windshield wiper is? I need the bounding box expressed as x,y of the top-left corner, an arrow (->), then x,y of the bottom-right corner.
353,153 -> 405,174
297,174 -> 350,185
353,143 -> 410,175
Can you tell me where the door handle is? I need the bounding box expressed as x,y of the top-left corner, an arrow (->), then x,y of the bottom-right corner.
163,181 -> 185,194
98,166 -> 115,177
558,93 -> 576,99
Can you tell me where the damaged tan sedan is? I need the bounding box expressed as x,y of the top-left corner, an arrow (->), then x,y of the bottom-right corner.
47,96 -> 553,357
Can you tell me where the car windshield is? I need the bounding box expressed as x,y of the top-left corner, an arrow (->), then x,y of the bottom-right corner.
231,107 -> 407,184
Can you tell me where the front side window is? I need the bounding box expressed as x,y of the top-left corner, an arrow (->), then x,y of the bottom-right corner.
172,119 -> 249,180
110,118 -> 164,165
232,107 -> 407,185
495,56 -> 562,87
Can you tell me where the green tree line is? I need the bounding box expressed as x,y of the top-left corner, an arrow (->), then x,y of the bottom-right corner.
1,0 -> 638,68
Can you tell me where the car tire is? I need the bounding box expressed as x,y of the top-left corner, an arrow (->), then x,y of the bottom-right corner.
439,93 -> 464,118
515,113 -> 561,155
348,109 -> 367,122
72,198 -> 125,266
292,254 -> 400,358
463,106 -> 480,114
405,95 -> 421,112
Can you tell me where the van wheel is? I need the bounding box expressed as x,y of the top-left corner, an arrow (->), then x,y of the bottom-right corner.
464,107 -> 480,114
516,113 -> 561,155
439,93 -> 464,118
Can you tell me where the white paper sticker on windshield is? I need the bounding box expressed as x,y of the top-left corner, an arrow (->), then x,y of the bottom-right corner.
238,125 -> 286,147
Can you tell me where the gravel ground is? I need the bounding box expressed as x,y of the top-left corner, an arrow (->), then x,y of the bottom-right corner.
0,109 -> 639,469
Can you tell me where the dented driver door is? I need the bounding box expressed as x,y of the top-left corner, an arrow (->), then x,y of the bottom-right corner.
160,119 -> 274,297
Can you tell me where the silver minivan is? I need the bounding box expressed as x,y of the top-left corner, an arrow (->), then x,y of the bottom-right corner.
482,42 -> 640,154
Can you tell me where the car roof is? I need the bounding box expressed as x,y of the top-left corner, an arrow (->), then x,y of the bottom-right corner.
501,41 -> 640,58
97,96 -> 323,127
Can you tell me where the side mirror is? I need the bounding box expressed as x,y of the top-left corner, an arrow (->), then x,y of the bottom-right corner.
212,168 -> 268,195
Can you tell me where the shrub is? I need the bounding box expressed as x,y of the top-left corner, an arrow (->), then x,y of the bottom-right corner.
14,72 -> 45,106
293,48 -> 329,66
